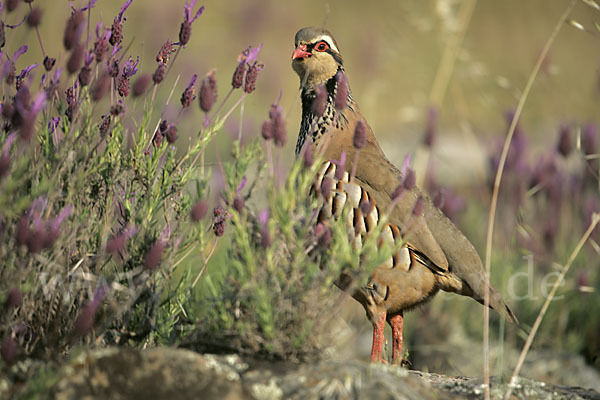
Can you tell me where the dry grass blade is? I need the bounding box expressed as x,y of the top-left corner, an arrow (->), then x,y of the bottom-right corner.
481,2 -> 576,399
503,213 -> 600,400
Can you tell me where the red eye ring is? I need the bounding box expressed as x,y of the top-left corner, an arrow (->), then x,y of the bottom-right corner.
315,41 -> 329,52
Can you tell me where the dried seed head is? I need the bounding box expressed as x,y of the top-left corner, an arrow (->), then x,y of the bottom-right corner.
43,56 -> 55,72
261,120 -> 273,141
156,40 -> 174,65
5,0 -> 20,12
231,62 -> 245,89
117,75 -> 130,97
199,69 -> 218,112
143,240 -> 166,271
78,66 -> 92,87
26,7 -> 42,28
353,120 -> 366,149
109,18 -> 123,46
243,62 -> 263,94
233,196 -> 244,213
153,130 -> 163,147
179,21 -> 192,46
166,125 -> 177,143
212,206 -> 229,237
108,59 -> 119,77
190,200 -> 208,222
110,101 -> 124,117
67,44 -> 85,74
63,11 -> 85,50
180,74 -> 197,108
132,74 -> 151,97
311,84 -> 327,117
99,114 -> 111,135
159,119 -> 169,132
403,168 -> 416,190
557,125 -> 572,158
91,72 -> 110,101
412,196 -> 425,216
152,63 -> 166,84
334,71 -> 348,110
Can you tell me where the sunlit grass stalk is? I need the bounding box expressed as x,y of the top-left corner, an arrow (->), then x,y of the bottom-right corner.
503,213 -> 599,400
482,2 -> 576,398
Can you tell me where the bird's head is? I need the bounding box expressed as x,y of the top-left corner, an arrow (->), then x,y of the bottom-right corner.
292,27 -> 343,88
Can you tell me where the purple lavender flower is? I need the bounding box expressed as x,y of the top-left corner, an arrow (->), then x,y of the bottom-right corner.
179,1 -> 205,46
1,335 -> 16,363
43,56 -> 56,72
26,6 -> 42,28
557,124 -> 572,158
93,23 -> 111,62
403,168 -> 416,190
412,196 -> 425,216
106,225 -> 137,256
156,40 -> 174,65
315,223 -> 331,247
334,151 -> 346,180
334,71 -> 348,110
143,239 -> 166,271
268,103 -> 286,147
67,44 -> 85,75
117,56 -> 138,97
199,69 -> 217,112
152,63 -> 166,84
48,117 -> 62,147
109,0 -> 133,46
181,74 -> 197,108
190,200 -> 208,221
353,120 -> 366,149
132,73 -> 151,97
233,196 -> 244,213
303,144 -> 314,168
78,52 -> 93,86
63,10 -> 85,50
320,177 -> 333,199
261,120 -> 273,141
2,45 -> 27,85
166,124 -> 178,143
15,63 -> 37,91
259,209 -> 271,248
5,0 -> 20,12
99,114 -> 111,135
91,71 -> 110,101
311,84 -> 327,117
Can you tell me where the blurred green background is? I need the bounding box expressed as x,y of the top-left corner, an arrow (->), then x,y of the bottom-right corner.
10,0 -> 600,387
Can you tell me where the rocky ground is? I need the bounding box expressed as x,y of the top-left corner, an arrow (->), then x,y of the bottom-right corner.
3,347 -> 600,400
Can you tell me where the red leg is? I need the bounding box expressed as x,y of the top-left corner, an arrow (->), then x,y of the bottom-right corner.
370,312 -> 386,362
389,312 -> 404,365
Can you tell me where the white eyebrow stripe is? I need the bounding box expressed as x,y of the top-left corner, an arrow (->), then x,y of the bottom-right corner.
314,35 -> 339,53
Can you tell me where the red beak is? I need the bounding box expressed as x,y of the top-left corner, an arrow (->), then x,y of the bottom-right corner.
292,44 -> 311,60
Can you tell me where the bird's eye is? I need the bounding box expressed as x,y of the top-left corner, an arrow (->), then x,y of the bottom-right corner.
315,41 -> 329,52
